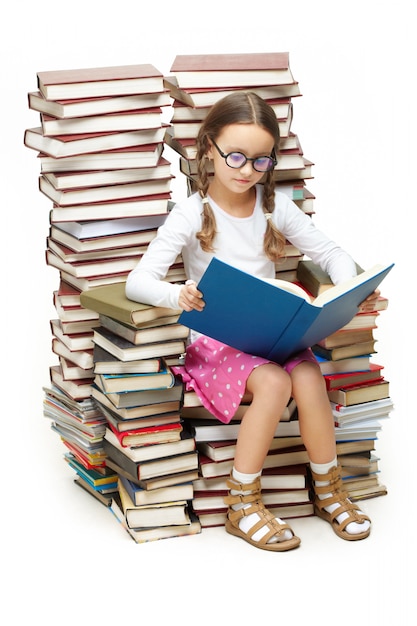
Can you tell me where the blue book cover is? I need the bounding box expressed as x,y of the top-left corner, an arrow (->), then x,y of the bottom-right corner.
179,258 -> 394,364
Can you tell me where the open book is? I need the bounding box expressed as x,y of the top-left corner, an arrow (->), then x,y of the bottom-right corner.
179,258 -> 394,364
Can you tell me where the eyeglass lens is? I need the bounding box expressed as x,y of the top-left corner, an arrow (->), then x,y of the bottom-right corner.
226,153 -> 274,172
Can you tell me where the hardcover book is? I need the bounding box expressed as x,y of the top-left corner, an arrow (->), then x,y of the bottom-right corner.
118,474 -> 193,507
163,75 -> 301,108
104,427 -> 195,462
103,438 -> 199,480
80,282 -> 181,327
37,63 -> 165,100
110,495 -> 201,543
28,90 -> 171,119
24,125 -> 167,158
170,52 -> 295,88
94,366 -> 175,394
179,258 -> 393,364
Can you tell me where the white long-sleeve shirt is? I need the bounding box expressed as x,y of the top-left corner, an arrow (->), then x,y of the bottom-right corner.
126,185 -> 357,310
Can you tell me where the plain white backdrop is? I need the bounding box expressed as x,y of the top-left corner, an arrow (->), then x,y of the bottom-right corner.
1,2 -> 414,624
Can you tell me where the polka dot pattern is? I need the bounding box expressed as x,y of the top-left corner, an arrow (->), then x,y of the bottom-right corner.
172,336 -> 269,423
173,337 -> 318,423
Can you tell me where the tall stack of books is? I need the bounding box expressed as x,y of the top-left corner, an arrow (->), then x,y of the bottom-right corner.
23,64 -> 196,538
164,52 -> 315,282
164,52 -> 394,505
24,62 -> 175,421
296,260 -> 393,499
78,281 -> 201,541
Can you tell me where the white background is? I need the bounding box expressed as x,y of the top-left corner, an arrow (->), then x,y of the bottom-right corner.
1,1 -> 414,624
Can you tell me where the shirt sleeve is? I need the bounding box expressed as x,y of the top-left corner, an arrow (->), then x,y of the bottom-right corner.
272,192 -> 357,284
125,201 -> 196,309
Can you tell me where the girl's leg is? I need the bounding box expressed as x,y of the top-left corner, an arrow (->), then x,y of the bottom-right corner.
224,364 -> 300,551
289,360 -> 336,464
290,361 -> 371,540
234,363 -> 292,472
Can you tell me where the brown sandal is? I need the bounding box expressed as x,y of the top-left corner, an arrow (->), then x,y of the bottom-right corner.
223,474 -> 301,551
311,465 -> 371,541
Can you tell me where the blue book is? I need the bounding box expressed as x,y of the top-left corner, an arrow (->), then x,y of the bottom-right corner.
179,258 -> 394,365
118,474 -> 194,507
95,366 -> 175,393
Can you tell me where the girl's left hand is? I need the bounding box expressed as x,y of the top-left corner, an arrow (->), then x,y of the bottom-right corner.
360,289 -> 381,311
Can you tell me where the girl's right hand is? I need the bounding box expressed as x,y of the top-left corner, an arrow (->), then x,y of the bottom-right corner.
179,280 -> 205,312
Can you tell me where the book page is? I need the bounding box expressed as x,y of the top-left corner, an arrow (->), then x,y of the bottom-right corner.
260,277 -> 312,302
313,264 -> 392,308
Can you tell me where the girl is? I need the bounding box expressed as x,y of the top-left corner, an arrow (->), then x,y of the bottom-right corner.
126,92 -> 376,551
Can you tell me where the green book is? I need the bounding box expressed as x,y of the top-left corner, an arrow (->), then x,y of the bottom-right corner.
80,282 -> 181,327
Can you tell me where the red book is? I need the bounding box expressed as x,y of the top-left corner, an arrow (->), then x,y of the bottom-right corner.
28,90 -> 171,119
164,75 -> 300,108
171,52 -> 290,72
39,143 -> 164,173
24,125 -> 167,158
37,64 -> 164,100
107,421 -> 183,448
327,379 -> 390,407
41,107 -> 163,137
49,192 -> 171,223
170,52 -> 295,89
56,280 -> 81,306
324,363 -> 384,390
61,439 -> 106,469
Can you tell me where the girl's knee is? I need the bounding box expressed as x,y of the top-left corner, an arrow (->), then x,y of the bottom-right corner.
291,361 -> 325,390
248,363 -> 292,396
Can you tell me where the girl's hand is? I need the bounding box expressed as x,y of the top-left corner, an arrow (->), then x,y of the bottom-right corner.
179,280 -> 205,312
360,289 -> 381,312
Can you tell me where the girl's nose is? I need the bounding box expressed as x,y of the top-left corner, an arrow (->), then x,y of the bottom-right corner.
239,160 -> 254,175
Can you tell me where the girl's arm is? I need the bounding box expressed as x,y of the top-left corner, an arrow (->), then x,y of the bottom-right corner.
126,219 -> 184,309
273,192 -> 357,284
126,199 -> 203,310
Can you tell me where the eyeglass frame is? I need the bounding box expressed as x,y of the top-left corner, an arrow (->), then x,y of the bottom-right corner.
211,139 -> 277,173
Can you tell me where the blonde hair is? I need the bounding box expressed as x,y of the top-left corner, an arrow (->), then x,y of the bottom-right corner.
195,91 -> 286,261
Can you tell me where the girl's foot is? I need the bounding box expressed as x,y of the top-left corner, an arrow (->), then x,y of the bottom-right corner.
223,471 -> 301,551
310,463 -> 371,541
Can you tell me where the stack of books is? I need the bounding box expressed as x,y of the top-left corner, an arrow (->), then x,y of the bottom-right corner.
181,400 -> 314,527
78,281 -> 201,542
23,63 -> 197,541
24,62 -> 177,416
42,384 -> 117,505
25,55 -> 393,544
164,52 -> 394,506
24,63 -> 174,289
164,52 -> 315,282
296,260 -> 393,499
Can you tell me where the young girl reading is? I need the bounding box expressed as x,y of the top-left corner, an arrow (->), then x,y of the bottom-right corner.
126,92 -> 378,551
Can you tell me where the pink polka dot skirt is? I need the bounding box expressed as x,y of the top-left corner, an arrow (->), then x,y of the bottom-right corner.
172,335 -> 318,424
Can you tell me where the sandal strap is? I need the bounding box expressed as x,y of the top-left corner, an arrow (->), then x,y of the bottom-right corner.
226,499 -> 294,542
223,491 -> 261,507
224,473 -> 295,544
225,475 -> 261,494
224,475 -> 263,507
310,465 -> 344,493
311,464 -> 371,529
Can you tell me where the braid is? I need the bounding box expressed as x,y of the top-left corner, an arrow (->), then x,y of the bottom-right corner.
196,138 -> 217,252
262,172 -> 287,261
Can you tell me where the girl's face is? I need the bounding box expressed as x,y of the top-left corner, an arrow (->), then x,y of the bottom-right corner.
207,123 -> 275,195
